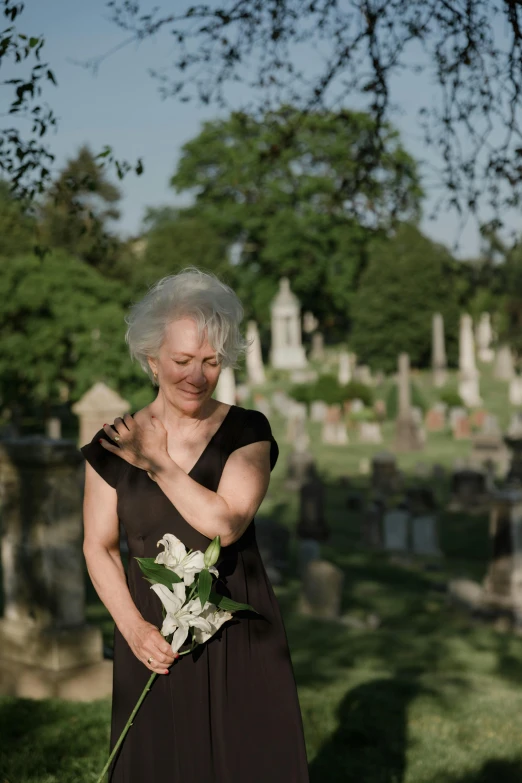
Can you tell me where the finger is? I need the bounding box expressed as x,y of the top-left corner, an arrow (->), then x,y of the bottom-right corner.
122,412 -> 135,431
146,646 -> 174,666
102,422 -> 123,443
145,656 -> 170,675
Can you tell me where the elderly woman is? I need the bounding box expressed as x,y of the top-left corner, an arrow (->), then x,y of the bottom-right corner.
80,268 -> 309,782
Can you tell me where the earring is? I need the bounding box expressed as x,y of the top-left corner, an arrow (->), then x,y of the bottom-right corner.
153,371 -> 158,383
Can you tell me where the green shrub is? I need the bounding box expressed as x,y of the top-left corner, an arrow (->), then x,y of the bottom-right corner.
342,380 -> 374,407
289,375 -> 373,407
385,381 -> 426,419
439,387 -> 463,408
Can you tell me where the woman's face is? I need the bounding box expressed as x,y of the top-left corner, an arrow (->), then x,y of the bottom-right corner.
149,317 -> 222,411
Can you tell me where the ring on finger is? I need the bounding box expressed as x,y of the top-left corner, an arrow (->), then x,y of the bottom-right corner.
113,434 -> 121,442
147,656 -> 154,665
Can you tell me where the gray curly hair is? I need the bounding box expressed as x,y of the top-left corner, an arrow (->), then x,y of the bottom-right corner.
125,267 -> 249,385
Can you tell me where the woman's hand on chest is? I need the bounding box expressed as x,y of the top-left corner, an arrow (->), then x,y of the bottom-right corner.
100,413 -> 172,475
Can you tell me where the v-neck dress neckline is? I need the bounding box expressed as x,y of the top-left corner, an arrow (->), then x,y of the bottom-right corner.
130,403 -> 236,477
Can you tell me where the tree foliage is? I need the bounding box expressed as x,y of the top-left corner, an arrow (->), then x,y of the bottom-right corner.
39,146 -> 123,270
137,207 -> 232,290
350,224 -> 462,372
0,179 -> 35,256
0,251 -> 142,420
169,107 -> 422,338
107,0 -> 522,235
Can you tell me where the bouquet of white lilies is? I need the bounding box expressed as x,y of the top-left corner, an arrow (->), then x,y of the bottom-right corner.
95,533 -> 256,783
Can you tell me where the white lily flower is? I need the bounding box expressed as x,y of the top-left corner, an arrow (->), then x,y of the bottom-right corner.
150,583 -> 214,653
155,533 -> 218,586
192,604 -> 234,644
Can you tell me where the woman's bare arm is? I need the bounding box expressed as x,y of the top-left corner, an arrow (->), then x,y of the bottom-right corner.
82,462 -> 175,674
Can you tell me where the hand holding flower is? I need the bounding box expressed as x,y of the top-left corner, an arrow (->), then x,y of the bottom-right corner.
123,618 -> 176,675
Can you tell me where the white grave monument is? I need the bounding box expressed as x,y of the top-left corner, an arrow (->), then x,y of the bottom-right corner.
509,376 -> 522,406
476,312 -> 494,363
214,366 -> 236,405
270,278 -> 307,369
432,313 -> 447,387
338,351 -> 352,386
246,320 -> 266,385
458,314 -> 482,407
494,345 -> 515,381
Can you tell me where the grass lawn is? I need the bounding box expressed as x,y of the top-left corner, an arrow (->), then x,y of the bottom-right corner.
2,367 -> 522,782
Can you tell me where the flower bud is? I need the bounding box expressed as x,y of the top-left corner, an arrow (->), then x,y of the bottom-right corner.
204,536 -> 221,568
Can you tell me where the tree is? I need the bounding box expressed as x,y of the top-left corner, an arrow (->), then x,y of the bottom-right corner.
0,1 -> 142,199
0,179 -> 35,256
135,207 -> 233,290
169,107 -> 422,338
0,250 -> 144,424
106,0 -> 522,236
39,145 -> 123,270
350,224 -> 462,372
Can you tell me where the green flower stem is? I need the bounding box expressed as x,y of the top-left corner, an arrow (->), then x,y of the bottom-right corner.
94,671 -> 158,783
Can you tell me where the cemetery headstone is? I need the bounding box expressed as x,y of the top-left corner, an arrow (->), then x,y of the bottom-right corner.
432,312 -> 447,387
214,365 -> 236,405
296,466 -> 330,576
425,405 -> 445,432
338,350 -> 351,386
246,320 -> 266,385
509,376 -> 522,406
458,313 -> 482,407
299,560 -> 344,620
0,437 -> 112,699
483,489 -> 522,618
494,345 -> 515,381
412,515 -> 441,556
371,451 -> 399,495
476,312 -> 494,363
394,353 -> 424,451
270,277 -> 308,369
310,400 -> 328,422
302,311 -> 319,334
358,421 -> 383,444
72,382 -> 130,446
448,468 -> 489,511
310,332 -> 325,362
321,405 -> 348,445
383,509 -> 409,552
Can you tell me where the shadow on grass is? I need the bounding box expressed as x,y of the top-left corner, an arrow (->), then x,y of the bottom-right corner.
0,696 -> 110,782
440,759 -> 522,783
309,676 -> 423,783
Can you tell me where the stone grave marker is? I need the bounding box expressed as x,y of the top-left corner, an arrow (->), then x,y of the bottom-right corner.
358,422 -> 383,444
425,406 -> 445,432
412,515 -> 441,556
0,437 -> 112,699
321,404 -> 348,445
310,400 -> 328,422
270,277 -> 307,369
432,312 -> 447,387
72,382 -> 129,446
383,510 -> 409,552
299,560 -> 344,620
245,320 -> 266,385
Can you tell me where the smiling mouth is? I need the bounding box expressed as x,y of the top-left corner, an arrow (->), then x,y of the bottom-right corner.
181,389 -> 204,395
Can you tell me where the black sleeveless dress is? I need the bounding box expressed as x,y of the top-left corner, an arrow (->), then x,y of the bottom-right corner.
80,404 -> 309,783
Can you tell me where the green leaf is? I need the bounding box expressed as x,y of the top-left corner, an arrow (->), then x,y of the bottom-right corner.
135,557 -> 183,588
209,591 -> 258,614
198,568 -> 212,608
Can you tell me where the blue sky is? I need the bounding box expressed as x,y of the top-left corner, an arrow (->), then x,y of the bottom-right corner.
17,0 -> 511,257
